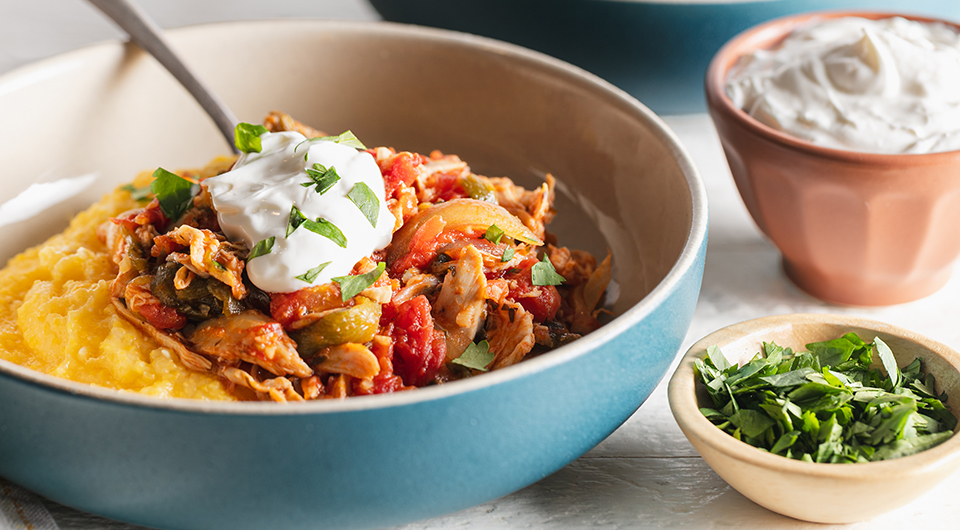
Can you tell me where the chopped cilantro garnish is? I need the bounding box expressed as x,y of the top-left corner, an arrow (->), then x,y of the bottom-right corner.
304,218 -> 347,248
286,204 -> 347,247
247,236 -> 275,261
234,122 -> 268,153
301,163 -> 340,194
333,262 -> 385,301
531,254 -> 565,286
347,182 -> 380,227
695,333 -> 958,463
501,247 -> 515,263
150,168 -> 198,221
287,205 -> 308,237
294,130 -> 367,152
451,340 -> 494,372
120,184 -> 153,202
295,261 -> 332,284
484,224 -> 504,245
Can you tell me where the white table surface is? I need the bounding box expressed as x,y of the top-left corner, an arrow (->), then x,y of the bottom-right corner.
3,1 -> 960,529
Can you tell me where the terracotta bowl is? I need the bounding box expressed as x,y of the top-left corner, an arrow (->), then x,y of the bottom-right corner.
705,11 -> 960,306
668,314 -> 960,523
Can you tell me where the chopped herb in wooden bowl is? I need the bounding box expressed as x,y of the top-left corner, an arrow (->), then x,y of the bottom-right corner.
695,332 -> 957,463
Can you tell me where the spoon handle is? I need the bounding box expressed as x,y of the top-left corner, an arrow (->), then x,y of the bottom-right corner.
87,0 -> 240,153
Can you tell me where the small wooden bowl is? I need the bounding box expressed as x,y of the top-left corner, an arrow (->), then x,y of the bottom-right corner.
668,314 -> 960,523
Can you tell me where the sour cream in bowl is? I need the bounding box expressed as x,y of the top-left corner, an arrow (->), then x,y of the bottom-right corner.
706,11 -> 960,306
725,16 -> 960,154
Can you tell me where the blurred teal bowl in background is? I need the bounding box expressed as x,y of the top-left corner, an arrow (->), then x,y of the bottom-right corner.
369,0 -> 960,114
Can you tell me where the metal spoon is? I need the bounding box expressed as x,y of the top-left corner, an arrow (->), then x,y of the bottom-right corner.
87,0 -> 240,154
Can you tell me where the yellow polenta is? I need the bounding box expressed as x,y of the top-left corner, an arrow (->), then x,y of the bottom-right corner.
0,168 -> 235,400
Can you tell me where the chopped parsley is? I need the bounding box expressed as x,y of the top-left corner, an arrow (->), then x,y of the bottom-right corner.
695,334 -> 958,463
295,261 -> 332,284
247,236 -> 275,261
150,168 -> 198,221
347,182 -> 380,227
301,163 -> 340,194
304,218 -> 347,248
333,262 -> 385,301
531,254 -> 565,286
287,205 -> 308,237
484,224 -> 504,245
451,340 -> 494,372
501,247 -> 516,263
286,204 -> 347,247
234,122 -> 268,153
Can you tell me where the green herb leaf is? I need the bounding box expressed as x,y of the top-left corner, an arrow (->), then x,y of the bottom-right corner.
287,205 -> 308,237
302,163 -> 341,194
484,224 -> 504,245
304,218 -> 347,248
120,184 -> 153,202
501,247 -> 516,263
734,409 -> 777,439
531,254 -> 565,286
872,431 -> 954,461
333,262 -> 385,301
347,182 -> 380,227
295,261 -> 332,284
696,333 -> 957,463
706,345 -> 732,372
295,130 -> 366,152
248,236 -> 275,261
150,168 -> 198,221
451,340 -> 495,372
876,336 -> 901,388
234,122 -> 269,153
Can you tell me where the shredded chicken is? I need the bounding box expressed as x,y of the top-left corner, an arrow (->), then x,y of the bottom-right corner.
189,310 -> 313,378
486,302 -> 536,370
433,245 -> 487,360
547,244 -> 598,286
313,343 -> 381,379
219,366 -> 303,402
263,110 -> 326,138
155,225 -> 247,299
567,251 -> 612,335
394,273 -> 441,305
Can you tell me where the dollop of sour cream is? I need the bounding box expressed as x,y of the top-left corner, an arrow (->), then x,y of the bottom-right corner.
726,17 -> 960,154
203,131 -> 395,293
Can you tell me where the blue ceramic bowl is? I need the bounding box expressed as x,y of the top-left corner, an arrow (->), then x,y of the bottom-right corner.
0,21 -> 707,530
369,0 -> 960,114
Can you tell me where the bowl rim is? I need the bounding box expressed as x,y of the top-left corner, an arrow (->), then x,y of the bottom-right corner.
704,10 -> 960,163
0,18 -> 708,415
668,313 -> 960,478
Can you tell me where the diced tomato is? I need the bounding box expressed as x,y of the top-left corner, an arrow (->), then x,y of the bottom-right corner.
388,295 -> 446,387
505,259 -> 561,323
372,373 -> 406,394
382,152 -> 422,198
138,302 -> 187,330
431,173 -> 469,202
